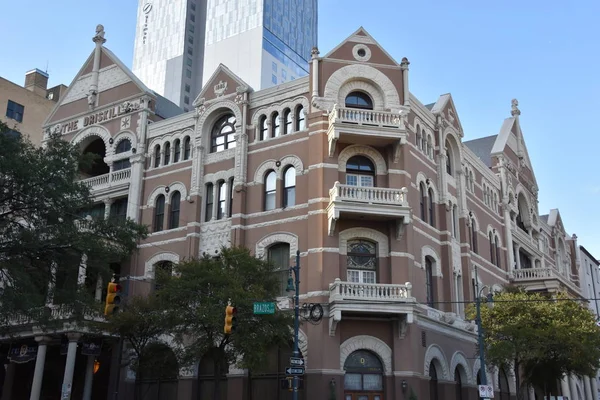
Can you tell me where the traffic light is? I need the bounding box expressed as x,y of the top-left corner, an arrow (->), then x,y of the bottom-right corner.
104,281 -> 122,316
224,305 -> 237,334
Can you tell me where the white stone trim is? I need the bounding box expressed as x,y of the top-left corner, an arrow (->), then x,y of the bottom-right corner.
70,125 -> 113,157
339,227 -> 389,257
352,44 -> 372,62
144,252 -> 180,279
168,182 -> 188,203
251,96 -> 309,141
205,168 -> 235,185
338,80 -> 383,111
254,160 -> 278,184
147,185 -> 167,207
278,155 -> 304,178
255,232 -> 299,259
422,245 -> 442,277
112,130 -> 138,150
449,351 -> 473,385
339,335 -> 392,375
423,344 -> 450,380
323,64 -> 401,111
338,144 -> 387,175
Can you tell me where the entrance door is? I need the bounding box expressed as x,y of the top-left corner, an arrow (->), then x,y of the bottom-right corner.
344,350 -> 384,400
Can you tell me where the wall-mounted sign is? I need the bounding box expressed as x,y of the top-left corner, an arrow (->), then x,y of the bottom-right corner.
142,3 -> 152,44
8,344 -> 38,363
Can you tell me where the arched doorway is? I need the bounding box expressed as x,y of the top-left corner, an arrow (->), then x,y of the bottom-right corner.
249,343 -> 306,400
343,350 -> 384,400
498,368 -> 510,400
79,137 -> 109,179
197,347 -> 228,400
454,367 -> 465,400
136,342 -> 179,400
429,362 -> 438,400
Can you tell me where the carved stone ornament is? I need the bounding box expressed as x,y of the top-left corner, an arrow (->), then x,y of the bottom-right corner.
511,98 -> 521,117
87,90 -> 97,108
119,101 -> 138,115
234,94 -> 244,104
214,80 -> 228,97
196,105 -> 206,118
52,124 -> 62,135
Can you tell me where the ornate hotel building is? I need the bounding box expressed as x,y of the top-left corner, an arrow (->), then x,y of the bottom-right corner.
2,25 -> 597,400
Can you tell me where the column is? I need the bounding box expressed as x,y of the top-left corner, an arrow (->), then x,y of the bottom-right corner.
528,385 -> 535,400
82,355 -> 95,400
561,375 -> 572,399
1,362 -> 15,400
569,375 -> 579,400
30,336 -> 50,400
60,333 -> 81,400
584,376 -> 593,400
515,244 -> 521,270
591,375 -> 598,400
103,198 -> 113,220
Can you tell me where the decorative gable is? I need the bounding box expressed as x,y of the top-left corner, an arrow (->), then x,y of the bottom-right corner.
429,93 -> 463,136
193,64 -> 251,106
324,27 -> 399,67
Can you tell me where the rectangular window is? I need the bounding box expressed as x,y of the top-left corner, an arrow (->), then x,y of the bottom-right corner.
281,69 -> 287,79
190,13 -> 195,22
109,198 -> 128,222
189,24 -> 195,33
186,69 -> 192,78
268,243 -> 290,296
187,58 -> 193,67
185,84 -> 190,93
272,74 -> 277,85
205,184 -> 213,221
6,100 -> 24,123
184,96 -> 190,105
272,62 -> 277,72
217,182 -> 226,220
188,36 -> 194,45
187,47 -> 193,56
190,2 -> 195,11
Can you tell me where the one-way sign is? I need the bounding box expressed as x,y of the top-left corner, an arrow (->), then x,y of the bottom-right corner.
285,366 -> 305,376
290,357 -> 305,367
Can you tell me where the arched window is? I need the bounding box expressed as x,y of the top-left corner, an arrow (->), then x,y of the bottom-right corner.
205,183 -> 213,221
283,166 -> 296,208
495,236 -> 501,269
228,177 -> 234,218
445,140 -> 453,175
268,243 -> 290,296
489,232 -> 495,264
346,156 -> 374,187
468,170 -> 474,191
471,218 -> 478,253
429,362 -> 439,400
169,191 -> 181,229
154,144 -> 161,168
416,125 -> 422,150
295,106 -> 305,131
173,139 -> 181,163
420,183 -> 427,221
183,136 -> 191,160
217,181 -> 226,220
116,139 -> 131,153
452,204 -> 459,239
154,194 -> 165,232
421,129 -> 427,153
211,114 -> 236,153
264,171 -> 276,211
343,350 -> 384,396
164,142 -> 171,165
345,91 -> 373,110
259,115 -> 268,140
425,256 -> 435,307
271,112 -> 281,137
427,135 -> 433,158
283,109 -> 292,135
347,239 -> 377,284
454,367 -> 463,400
137,342 -> 179,394
428,188 -> 435,227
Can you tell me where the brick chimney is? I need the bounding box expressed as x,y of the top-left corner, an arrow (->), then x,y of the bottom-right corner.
24,69 -> 49,97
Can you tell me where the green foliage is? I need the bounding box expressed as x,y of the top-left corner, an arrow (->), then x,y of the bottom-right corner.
157,247 -> 294,371
408,388 -> 418,400
467,288 -> 600,395
0,122 -> 147,328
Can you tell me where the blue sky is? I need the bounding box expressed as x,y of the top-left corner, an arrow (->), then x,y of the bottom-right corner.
1,0 -> 599,256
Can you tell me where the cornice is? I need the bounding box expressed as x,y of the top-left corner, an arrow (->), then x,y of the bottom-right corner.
147,112 -> 195,138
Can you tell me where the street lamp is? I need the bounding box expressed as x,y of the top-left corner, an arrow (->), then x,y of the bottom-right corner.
474,265 -> 494,399
286,250 -> 301,400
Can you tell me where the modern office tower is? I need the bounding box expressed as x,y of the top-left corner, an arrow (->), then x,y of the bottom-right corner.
132,0 -> 208,111
202,0 -> 318,90
132,0 -> 318,109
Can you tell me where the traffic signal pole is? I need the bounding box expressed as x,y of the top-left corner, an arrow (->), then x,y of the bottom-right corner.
291,250 -> 301,400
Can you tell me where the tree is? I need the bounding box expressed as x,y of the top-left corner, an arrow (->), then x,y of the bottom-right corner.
103,296 -> 177,400
157,246 -> 294,400
0,122 -> 147,328
468,288 -> 600,399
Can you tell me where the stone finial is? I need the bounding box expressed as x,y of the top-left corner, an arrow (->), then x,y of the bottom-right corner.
93,24 -> 106,44
401,57 -> 410,66
511,98 -> 521,117
311,47 -> 320,59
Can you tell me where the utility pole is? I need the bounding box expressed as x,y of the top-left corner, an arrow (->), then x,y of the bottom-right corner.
286,250 -> 301,400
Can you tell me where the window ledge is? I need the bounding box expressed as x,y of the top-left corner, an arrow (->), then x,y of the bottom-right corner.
149,226 -> 188,236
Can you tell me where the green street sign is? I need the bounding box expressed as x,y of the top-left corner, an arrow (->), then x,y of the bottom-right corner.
253,302 -> 276,315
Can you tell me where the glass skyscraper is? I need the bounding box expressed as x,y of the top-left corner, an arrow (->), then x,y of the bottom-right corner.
133,0 -> 317,108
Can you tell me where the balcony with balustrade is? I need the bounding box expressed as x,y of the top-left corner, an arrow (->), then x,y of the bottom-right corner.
327,104 -> 408,158
328,278 -> 416,336
511,267 -> 581,295
327,181 -> 411,238
79,168 -> 131,193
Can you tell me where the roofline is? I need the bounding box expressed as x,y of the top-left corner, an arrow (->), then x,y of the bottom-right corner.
580,246 -> 600,266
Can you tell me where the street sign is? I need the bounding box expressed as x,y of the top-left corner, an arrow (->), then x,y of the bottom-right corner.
478,384 -> 494,398
253,302 -> 276,315
285,366 -> 305,376
290,357 -> 305,367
